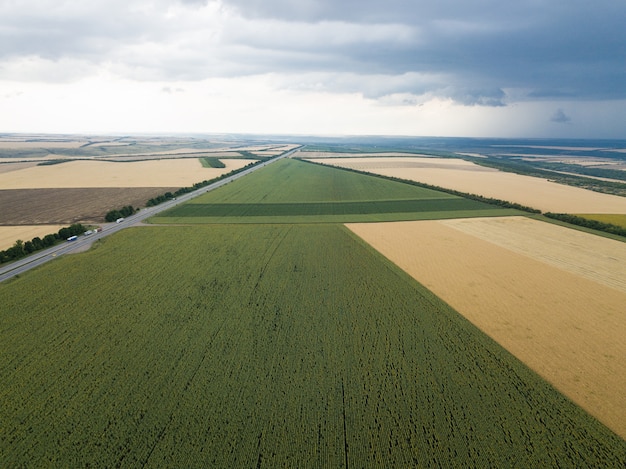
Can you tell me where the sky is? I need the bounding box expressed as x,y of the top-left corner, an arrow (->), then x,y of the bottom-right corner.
1,0 -> 625,138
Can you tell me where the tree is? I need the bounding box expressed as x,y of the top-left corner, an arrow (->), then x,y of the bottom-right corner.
43,234 -> 56,247
7,240 -> 25,260
105,210 -> 122,222
58,227 -> 71,240
31,237 -> 44,250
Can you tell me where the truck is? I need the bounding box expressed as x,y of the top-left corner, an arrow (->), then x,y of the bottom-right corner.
67,235 -> 78,242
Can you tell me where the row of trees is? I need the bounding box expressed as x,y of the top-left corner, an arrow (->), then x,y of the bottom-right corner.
0,224 -> 87,264
105,205 -> 136,222
544,213 -> 626,237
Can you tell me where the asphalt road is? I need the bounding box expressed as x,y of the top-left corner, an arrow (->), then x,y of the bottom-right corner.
0,148 -> 299,284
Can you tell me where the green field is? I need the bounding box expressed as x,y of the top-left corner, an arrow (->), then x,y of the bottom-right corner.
199,156 -> 226,168
1,225 -> 624,467
150,159 -> 518,223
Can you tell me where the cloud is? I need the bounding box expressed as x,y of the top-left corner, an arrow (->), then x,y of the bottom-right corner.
162,86 -> 185,93
550,109 -> 571,124
0,0 -> 625,121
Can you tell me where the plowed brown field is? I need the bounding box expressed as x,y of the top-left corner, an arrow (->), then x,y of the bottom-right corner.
347,218 -> 626,439
0,188 -> 179,225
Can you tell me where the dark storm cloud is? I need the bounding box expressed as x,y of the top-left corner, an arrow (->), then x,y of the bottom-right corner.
551,109 -> 571,124
222,0 -> 626,101
1,0 -> 624,105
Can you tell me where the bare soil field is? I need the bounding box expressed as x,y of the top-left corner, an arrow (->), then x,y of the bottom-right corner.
0,187 -> 178,225
312,156 -> 626,214
0,158 -> 255,189
0,225 -> 66,250
347,218 -> 626,439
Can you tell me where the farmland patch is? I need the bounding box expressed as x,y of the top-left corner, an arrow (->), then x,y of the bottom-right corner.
0,158 -> 255,189
441,216 -> 626,293
576,213 -> 626,230
0,225 -> 66,250
0,188 -> 179,225
153,159 -> 517,223
346,218 -> 626,439
0,224 -> 624,466
311,156 -> 626,214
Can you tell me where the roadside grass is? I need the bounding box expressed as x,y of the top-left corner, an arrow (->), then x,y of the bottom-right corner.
1,224 -> 624,466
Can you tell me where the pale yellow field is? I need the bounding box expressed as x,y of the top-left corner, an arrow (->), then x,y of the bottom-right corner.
0,141 -> 87,149
0,150 -> 246,162
312,156 -> 626,214
0,158 -> 255,189
298,151 -> 421,158
0,225 -> 66,250
0,162 -> 39,174
441,216 -> 626,293
347,218 -> 626,439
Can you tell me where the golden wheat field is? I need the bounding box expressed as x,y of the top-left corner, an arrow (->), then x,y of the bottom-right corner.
0,225 -> 66,250
312,156 -> 626,214
347,217 -> 626,439
0,158 -> 255,189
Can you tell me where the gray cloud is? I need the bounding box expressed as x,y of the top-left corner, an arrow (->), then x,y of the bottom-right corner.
0,0 -> 624,106
550,109 -> 571,124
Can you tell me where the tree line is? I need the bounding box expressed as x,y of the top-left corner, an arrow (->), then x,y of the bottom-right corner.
544,213 -> 626,237
105,205 -> 136,222
0,223 -> 87,264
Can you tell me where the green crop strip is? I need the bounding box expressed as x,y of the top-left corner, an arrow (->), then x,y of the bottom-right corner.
164,198 -> 493,217
153,158 -> 516,223
186,158 -> 456,203
199,156 -> 226,168
1,225 -> 624,467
